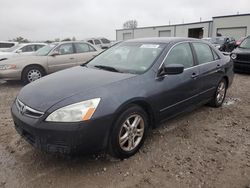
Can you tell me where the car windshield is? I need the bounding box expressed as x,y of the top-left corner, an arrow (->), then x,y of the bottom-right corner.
86,42 -> 165,74
211,37 -> 225,44
239,38 -> 250,49
36,44 -> 57,56
4,44 -> 22,52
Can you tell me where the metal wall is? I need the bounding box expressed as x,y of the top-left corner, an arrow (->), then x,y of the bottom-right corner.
116,14 -> 250,41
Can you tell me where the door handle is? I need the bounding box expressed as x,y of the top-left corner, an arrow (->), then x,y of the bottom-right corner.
191,72 -> 199,79
69,57 -> 74,60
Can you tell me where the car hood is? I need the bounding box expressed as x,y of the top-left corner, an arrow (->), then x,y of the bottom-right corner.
18,66 -> 136,112
0,52 -> 13,59
232,47 -> 250,54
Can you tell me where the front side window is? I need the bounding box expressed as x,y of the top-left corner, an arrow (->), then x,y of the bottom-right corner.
35,45 -> 45,51
88,40 -> 93,44
54,43 -> 74,55
212,49 -> 220,60
193,43 -> 214,64
164,43 -> 194,68
20,45 -> 36,52
87,43 -> 165,74
36,44 -> 57,56
94,40 -> 101,45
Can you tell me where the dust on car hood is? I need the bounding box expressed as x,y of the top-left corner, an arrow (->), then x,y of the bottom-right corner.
18,66 -> 135,112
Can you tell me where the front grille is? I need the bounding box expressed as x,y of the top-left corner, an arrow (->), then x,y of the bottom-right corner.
16,98 -> 44,118
237,54 -> 250,62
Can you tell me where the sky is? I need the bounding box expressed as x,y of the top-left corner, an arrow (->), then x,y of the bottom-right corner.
0,0 -> 250,41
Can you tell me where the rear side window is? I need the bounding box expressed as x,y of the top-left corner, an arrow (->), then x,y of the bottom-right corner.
75,43 -> 90,53
164,43 -> 194,68
192,43 -> 214,64
75,43 -> 96,53
100,38 -> 110,44
0,43 -> 15,48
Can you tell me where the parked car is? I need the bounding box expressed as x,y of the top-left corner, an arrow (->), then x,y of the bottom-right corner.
0,41 -> 18,52
0,41 -> 100,83
231,36 -> 250,73
0,43 -> 46,61
86,38 -> 111,49
11,38 -> 234,159
202,37 -> 235,52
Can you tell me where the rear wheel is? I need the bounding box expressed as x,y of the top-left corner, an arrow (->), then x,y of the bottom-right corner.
209,78 -> 227,107
22,65 -> 45,84
109,105 -> 149,159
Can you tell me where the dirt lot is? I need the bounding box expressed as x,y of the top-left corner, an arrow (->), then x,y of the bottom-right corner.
0,74 -> 250,188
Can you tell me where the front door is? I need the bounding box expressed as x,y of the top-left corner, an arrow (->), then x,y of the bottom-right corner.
153,42 -> 201,121
47,43 -> 76,73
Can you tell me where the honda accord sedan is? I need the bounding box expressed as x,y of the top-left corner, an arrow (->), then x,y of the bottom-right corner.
11,38 -> 234,159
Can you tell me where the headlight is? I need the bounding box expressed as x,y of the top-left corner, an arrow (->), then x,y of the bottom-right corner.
0,64 -> 16,70
231,53 -> 237,60
45,98 -> 101,122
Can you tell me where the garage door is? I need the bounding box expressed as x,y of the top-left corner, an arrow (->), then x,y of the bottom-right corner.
123,33 -> 132,40
159,30 -> 171,37
217,27 -> 247,40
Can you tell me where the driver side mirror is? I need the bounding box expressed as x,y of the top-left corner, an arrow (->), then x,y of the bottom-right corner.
50,51 -> 60,56
158,64 -> 184,77
16,49 -> 22,53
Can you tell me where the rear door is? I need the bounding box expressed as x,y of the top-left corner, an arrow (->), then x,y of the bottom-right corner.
47,43 -> 77,73
154,42 -> 201,120
73,42 -> 100,65
191,42 -> 223,100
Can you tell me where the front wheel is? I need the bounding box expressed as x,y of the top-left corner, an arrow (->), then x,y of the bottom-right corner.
209,78 -> 227,107
109,105 -> 149,159
22,65 -> 45,84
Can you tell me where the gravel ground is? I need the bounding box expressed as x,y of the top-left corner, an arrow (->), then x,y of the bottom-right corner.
0,74 -> 250,188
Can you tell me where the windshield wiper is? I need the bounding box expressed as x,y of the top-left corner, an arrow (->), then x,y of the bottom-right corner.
94,65 -> 121,73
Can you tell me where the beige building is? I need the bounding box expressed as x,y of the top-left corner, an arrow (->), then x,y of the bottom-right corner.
116,13 -> 250,41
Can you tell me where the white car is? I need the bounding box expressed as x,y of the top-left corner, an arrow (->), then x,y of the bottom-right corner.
0,43 -> 46,61
86,38 -> 111,49
0,41 -> 18,52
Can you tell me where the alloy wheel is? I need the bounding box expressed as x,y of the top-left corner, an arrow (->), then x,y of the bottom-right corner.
119,114 -> 145,152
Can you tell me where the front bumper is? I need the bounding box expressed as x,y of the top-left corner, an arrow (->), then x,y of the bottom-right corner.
233,60 -> 250,73
0,69 -> 22,80
11,102 -> 113,154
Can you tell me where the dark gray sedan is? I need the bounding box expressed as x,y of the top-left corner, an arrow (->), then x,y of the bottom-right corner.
11,38 -> 234,159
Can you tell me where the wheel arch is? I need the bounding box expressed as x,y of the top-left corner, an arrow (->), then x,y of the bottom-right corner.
112,98 -> 156,129
21,64 -> 47,78
222,75 -> 229,88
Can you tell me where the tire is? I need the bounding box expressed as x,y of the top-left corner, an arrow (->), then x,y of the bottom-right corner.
209,78 -> 227,107
22,65 -> 45,84
109,105 -> 149,159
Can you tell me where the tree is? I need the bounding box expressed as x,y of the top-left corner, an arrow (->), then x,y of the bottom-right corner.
72,36 -> 76,41
61,38 -> 71,41
13,36 -> 29,43
54,38 -> 60,42
123,20 -> 138,29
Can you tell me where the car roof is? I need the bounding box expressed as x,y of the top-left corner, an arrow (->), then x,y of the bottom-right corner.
124,37 -> 201,44
19,42 -> 47,46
